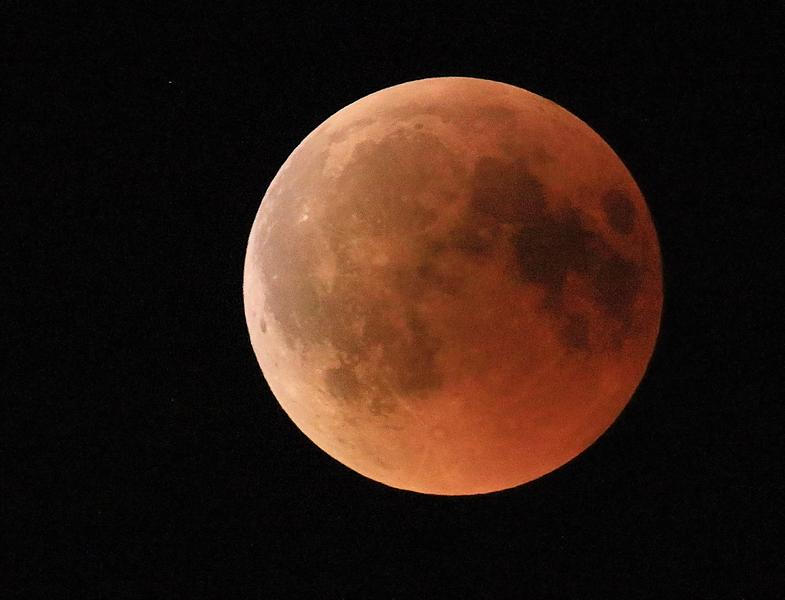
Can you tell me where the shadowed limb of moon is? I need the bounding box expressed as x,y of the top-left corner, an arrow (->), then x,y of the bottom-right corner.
243,77 -> 663,495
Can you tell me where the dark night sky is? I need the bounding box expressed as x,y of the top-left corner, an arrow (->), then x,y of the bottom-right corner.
7,4 -> 785,598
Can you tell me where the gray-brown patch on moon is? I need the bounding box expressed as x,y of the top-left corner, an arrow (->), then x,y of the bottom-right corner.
602,189 -> 637,235
256,125 -> 466,415
460,154 -> 645,349
324,362 -> 361,402
512,209 -> 643,336
592,254 -> 642,325
512,209 -> 597,306
470,156 -> 546,223
561,312 -> 590,350
443,225 -> 494,256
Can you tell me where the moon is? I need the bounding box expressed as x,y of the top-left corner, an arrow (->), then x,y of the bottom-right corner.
243,77 -> 662,495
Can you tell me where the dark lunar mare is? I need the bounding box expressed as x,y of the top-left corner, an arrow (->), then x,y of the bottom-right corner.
468,155 -> 642,350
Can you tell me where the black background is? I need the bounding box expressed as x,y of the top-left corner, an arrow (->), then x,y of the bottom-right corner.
7,3 -> 784,598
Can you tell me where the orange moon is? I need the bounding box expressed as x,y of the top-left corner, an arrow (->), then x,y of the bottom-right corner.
243,77 -> 662,495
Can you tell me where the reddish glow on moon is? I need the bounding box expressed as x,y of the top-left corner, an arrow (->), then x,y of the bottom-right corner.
243,77 -> 663,495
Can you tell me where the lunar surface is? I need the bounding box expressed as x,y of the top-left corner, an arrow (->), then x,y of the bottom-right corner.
243,77 -> 662,495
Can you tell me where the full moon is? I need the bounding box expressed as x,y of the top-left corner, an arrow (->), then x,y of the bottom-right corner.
243,77 -> 662,495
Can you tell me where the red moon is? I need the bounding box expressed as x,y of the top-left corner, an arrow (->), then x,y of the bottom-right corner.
243,77 -> 662,495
